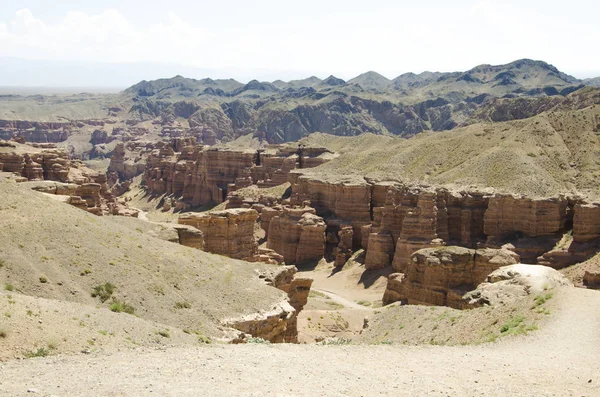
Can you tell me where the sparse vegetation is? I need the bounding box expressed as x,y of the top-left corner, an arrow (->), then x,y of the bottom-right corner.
247,337 -> 270,344
25,347 -> 50,358
0,329 -> 7,338
39,275 -> 48,283
157,330 -> 171,338
174,301 -> 192,309
4,283 -> 14,291
533,293 -> 553,308
109,299 -> 135,315
91,282 -> 115,303
318,337 -> 352,346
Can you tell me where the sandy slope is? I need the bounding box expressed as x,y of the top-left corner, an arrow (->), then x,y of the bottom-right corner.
1,288 -> 598,397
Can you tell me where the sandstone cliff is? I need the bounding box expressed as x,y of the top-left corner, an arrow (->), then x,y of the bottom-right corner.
266,207 -> 327,265
383,246 -> 520,308
178,209 -> 259,261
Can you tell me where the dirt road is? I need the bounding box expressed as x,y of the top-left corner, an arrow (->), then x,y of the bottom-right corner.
1,288 -> 599,396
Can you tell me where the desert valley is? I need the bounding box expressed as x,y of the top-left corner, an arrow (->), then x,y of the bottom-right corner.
1,58 -> 600,396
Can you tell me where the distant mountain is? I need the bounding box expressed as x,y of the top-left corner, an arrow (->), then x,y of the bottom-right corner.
320,75 -> 346,87
584,77 -> 600,87
111,58 -> 600,144
124,76 -> 243,98
348,71 -> 391,90
273,76 -> 322,90
392,71 -> 447,90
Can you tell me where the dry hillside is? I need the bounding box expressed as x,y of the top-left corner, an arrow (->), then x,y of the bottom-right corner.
0,176 -> 287,358
296,103 -> 600,199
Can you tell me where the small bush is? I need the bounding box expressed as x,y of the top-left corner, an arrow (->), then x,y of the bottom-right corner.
174,301 -> 191,309
533,293 -> 553,308
109,300 -> 135,315
25,347 -> 49,358
4,283 -> 14,291
0,329 -> 7,338
318,337 -> 351,346
247,337 -> 271,344
39,276 -> 48,283
500,315 -> 525,333
197,334 -> 212,344
0,258 -> 5,268
91,283 -> 115,303
158,330 -> 170,338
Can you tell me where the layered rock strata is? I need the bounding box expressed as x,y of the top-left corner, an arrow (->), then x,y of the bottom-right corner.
382,246 -> 520,308
289,173 -> 600,270
143,142 -> 332,208
178,209 -> 259,261
267,207 -> 327,265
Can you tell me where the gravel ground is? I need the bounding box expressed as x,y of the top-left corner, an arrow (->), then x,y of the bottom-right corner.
2,288 -> 598,397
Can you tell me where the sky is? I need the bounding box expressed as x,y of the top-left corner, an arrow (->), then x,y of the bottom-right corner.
0,0 -> 599,87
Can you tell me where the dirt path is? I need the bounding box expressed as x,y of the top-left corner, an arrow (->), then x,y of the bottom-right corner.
2,288 -> 599,396
311,288 -> 374,311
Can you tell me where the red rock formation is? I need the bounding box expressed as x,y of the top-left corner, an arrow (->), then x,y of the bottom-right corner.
267,207 -> 326,265
143,141 -> 331,208
255,265 -> 313,343
382,246 -> 520,308
178,209 -> 259,260
108,143 -> 146,181
573,203 -> 600,243
583,270 -> 600,288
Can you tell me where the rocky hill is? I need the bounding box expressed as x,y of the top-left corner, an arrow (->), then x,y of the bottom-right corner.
1,59 -> 598,147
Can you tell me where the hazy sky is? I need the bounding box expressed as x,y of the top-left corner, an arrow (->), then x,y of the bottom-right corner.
1,0 -> 599,85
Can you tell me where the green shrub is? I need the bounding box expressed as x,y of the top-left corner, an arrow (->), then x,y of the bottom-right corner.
500,315 -> 525,333
4,283 -> 13,291
39,276 -> 48,283
91,283 -> 115,303
25,347 -> 49,358
174,301 -> 191,309
247,337 -> 271,344
109,300 -> 135,315
158,330 -> 170,338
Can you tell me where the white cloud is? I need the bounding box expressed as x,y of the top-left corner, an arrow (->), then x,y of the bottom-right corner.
0,3 -> 599,81
0,8 -> 216,65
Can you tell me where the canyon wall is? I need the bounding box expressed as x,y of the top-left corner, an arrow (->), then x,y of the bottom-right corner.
0,145 -> 135,216
143,141 -> 331,209
289,173 -> 600,271
178,209 -> 259,261
382,246 -> 520,308
266,207 -> 327,265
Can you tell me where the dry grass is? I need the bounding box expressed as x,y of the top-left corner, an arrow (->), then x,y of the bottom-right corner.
297,104 -> 600,199
0,179 -> 287,358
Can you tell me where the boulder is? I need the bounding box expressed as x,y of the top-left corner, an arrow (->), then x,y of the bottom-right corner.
463,264 -> 573,307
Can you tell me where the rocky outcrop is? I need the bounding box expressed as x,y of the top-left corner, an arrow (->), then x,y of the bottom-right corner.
256,265 -> 313,343
484,195 -> 570,262
463,264 -> 573,307
143,141 -> 331,208
267,207 -> 326,265
178,209 -> 259,260
0,120 -> 71,143
223,300 -> 296,343
382,246 -> 520,308
223,265 -> 313,343
108,142 -> 146,181
583,270 -> 600,288
333,225 -> 353,268
573,203 -> 600,243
